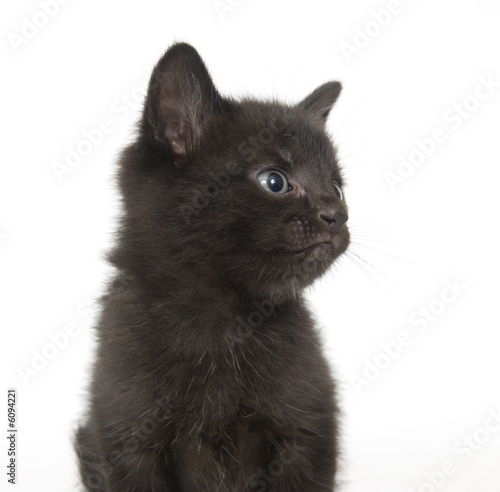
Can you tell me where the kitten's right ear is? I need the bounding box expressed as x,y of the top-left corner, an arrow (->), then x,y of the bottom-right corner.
298,81 -> 342,125
142,43 -> 223,163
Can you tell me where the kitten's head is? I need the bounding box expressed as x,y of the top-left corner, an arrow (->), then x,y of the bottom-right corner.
115,43 -> 349,301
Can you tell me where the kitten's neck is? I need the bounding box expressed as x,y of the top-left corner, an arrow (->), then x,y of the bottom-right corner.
110,268 -> 301,323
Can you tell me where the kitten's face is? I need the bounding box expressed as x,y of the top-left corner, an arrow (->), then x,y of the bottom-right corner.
120,44 -> 349,300
180,104 -> 349,299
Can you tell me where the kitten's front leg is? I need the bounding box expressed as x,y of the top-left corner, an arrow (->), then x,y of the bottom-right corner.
77,426 -> 177,492
100,451 -> 177,492
101,448 -> 177,492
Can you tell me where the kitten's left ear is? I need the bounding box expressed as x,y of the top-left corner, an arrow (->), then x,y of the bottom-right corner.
298,81 -> 342,124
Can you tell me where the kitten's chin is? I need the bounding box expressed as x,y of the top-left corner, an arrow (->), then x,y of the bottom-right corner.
249,231 -> 350,302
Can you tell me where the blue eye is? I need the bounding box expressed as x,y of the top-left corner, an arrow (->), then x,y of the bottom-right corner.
332,180 -> 343,200
257,170 -> 290,194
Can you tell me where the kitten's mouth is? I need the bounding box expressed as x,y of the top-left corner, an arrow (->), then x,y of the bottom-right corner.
291,233 -> 348,257
293,241 -> 332,254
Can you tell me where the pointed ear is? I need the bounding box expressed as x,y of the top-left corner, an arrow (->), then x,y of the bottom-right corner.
298,81 -> 342,124
142,43 -> 223,162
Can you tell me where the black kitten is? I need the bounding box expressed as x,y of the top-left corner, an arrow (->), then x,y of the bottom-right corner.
75,42 -> 349,492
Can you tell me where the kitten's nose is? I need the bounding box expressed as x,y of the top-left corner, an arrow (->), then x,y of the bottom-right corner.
320,210 -> 348,234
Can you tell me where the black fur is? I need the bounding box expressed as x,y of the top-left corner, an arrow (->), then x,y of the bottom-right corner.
75,42 -> 349,492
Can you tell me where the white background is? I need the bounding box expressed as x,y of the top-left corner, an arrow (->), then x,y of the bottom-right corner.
2,1 -> 500,491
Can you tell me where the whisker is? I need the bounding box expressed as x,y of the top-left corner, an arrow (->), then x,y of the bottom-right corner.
344,250 -> 381,286
337,146 -> 381,162
349,240 -> 418,267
